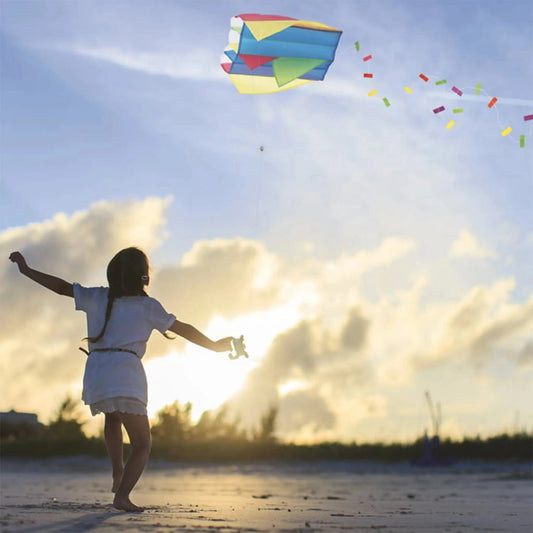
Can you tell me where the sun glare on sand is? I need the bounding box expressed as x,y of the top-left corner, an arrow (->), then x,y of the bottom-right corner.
144,305 -> 301,421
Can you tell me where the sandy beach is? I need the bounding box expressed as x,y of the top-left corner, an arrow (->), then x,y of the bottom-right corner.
1,458 -> 531,532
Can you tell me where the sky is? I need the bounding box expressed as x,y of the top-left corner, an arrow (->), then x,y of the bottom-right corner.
1,0 -> 532,443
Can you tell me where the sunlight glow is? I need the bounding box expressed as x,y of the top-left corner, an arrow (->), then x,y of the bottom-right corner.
145,304 -> 303,421
278,379 -> 307,396
145,347 -> 251,420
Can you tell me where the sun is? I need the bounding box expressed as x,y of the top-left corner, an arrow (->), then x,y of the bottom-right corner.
144,305 -> 302,422
144,348 -> 251,420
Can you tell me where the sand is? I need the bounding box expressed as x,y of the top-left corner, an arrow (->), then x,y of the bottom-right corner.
1,457 -> 531,532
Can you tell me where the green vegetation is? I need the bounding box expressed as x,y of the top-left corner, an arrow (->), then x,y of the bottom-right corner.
1,398 -> 532,462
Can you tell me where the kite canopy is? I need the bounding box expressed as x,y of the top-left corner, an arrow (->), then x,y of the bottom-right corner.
221,13 -> 342,94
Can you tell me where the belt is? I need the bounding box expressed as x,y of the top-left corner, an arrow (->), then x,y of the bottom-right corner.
79,347 -> 138,357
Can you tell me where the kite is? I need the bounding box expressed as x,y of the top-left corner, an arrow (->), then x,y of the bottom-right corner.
221,14 -> 342,94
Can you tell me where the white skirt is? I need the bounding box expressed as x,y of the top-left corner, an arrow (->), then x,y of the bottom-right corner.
90,396 -> 147,416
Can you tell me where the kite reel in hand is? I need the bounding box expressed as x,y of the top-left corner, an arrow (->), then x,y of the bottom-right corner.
228,335 -> 249,360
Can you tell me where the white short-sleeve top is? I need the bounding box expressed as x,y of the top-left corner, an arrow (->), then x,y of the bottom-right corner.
74,284 -> 176,406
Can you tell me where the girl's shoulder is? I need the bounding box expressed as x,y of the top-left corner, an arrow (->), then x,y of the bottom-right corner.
141,295 -> 175,331
141,295 -> 173,316
141,294 -> 165,309
74,283 -> 108,297
73,284 -> 108,311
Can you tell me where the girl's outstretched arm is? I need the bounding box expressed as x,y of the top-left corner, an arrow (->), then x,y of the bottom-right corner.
168,320 -> 232,353
9,251 -> 74,297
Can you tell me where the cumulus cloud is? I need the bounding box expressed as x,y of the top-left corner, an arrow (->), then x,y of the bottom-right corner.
470,298 -> 533,361
1,199 -> 278,416
224,302 -> 374,441
0,198 -> 288,421
146,238 -> 282,356
340,307 -> 370,351
516,342 -> 533,367
414,279 -> 533,367
449,230 -> 498,260
223,247 -> 532,441
0,197 -> 171,416
277,390 -> 336,436
225,319 -> 341,440
152,238 -> 280,324
2,203 -> 532,440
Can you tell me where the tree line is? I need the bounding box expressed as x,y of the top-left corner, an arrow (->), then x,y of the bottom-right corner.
0,396 -> 277,459
1,396 -> 531,462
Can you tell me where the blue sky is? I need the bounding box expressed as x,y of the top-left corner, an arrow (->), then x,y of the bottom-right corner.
1,1 -> 532,442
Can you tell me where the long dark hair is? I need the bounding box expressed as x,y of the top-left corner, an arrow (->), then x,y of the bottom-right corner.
87,247 -> 149,344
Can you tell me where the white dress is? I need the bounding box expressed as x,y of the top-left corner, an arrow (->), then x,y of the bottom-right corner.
74,284 -> 176,416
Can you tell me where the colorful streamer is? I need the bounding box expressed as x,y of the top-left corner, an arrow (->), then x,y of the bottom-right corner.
352,39 -> 530,148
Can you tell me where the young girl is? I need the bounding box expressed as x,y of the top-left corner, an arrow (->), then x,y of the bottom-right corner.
9,247 -> 233,512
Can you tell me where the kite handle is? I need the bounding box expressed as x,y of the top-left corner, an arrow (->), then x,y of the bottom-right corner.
228,335 -> 249,360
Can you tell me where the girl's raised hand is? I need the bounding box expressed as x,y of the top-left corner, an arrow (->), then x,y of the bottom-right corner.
213,337 -> 233,353
9,251 -> 28,272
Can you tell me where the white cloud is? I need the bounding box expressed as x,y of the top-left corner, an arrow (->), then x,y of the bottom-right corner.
2,202 -> 531,441
449,230 -> 498,260
0,199 -> 285,422
44,44 -> 225,83
415,279 -> 533,367
516,342 -> 533,367
225,250 -> 533,440
0,197 -> 172,418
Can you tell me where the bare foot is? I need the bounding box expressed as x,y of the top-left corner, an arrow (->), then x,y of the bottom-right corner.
113,495 -> 144,512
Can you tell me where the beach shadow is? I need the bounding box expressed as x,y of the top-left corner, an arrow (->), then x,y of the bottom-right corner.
10,502 -> 123,532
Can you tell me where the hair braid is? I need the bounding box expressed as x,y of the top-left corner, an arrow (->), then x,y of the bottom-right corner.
86,290 -> 116,343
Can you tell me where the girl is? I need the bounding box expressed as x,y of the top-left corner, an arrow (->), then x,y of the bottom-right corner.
9,247 -> 233,512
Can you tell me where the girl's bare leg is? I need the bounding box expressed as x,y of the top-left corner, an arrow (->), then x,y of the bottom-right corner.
113,413 -> 151,512
104,413 -> 124,492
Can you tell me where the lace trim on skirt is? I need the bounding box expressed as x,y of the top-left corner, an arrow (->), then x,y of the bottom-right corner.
89,396 -> 147,416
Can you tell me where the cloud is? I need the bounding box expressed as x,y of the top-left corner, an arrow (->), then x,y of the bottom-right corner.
225,319 -> 339,439
470,298 -> 533,361
234,271 -> 531,439
2,202 -> 531,440
449,230 -> 498,260
46,44 -> 224,83
221,235 -> 533,441
340,307 -> 370,351
225,304 -> 374,441
284,237 -> 417,323
0,198 -> 285,420
171,238 -> 279,314
277,390 -> 336,436
415,279 -> 533,367
516,342 -> 533,367
0,197 -> 172,337
147,238 -> 282,355
0,197 -> 172,417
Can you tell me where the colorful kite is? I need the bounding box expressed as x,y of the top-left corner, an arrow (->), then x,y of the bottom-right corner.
221,14 -> 342,94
